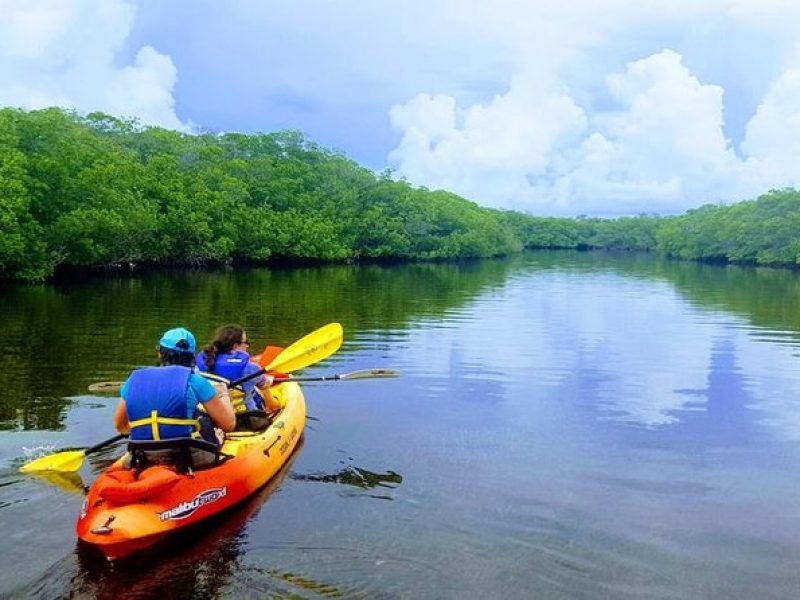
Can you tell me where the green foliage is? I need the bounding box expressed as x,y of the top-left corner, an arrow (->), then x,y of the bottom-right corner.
1,106 -> 799,281
0,108 -> 533,281
498,212 -> 585,248
502,191 -> 800,268
655,191 -> 800,265
0,113 -> 51,280
584,215 -> 662,251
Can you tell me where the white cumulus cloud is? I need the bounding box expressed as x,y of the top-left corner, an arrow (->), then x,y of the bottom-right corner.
389,80 -> 589,211
390,49 -> 745,215
739,68 -> 800,190
0,0 -> 185,130
386,3 -> 800,216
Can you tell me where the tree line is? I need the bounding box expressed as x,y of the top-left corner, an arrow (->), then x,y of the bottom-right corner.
1,107 -> 799,282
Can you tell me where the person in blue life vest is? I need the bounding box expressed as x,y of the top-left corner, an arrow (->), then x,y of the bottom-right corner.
196,324 -> 279,413
112,327 -> 236,467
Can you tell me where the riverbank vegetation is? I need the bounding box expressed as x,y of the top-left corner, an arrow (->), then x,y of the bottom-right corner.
1,107 -> 800,282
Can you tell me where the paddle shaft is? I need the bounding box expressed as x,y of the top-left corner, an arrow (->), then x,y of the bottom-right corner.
86,433 -> 127,454
232,368 -> 399,387
228,370 -> 339,386
229,368 -> 268,388
273,375 -> 343,383
92,365 -> 390,395
273,369 -> 399,383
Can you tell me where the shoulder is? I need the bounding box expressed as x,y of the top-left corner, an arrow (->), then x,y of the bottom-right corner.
188,372 -> 215,390
123,366 -> 158,390
188,372 -> 217,402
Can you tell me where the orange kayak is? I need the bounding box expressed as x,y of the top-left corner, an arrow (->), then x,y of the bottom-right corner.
76,381 -> 306,560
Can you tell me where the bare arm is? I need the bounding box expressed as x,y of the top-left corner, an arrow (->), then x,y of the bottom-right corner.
255,374 -> 283,412
203,384 -> 236,432
113,399 -> 130,434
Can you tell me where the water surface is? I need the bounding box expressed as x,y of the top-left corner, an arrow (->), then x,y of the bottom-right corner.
3,252 -> 800,598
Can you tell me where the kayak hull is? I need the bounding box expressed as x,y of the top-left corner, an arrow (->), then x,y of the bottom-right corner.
76,381 -> 306,560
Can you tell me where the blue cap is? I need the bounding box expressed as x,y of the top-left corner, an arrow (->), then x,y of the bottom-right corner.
159,327 -> 196,353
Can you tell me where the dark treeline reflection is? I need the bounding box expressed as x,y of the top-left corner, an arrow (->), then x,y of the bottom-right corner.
4,252 -> 800,431
0,259 -> 523,430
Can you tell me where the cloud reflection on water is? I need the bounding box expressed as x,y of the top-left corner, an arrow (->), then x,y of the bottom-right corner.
392,268 -> 800,439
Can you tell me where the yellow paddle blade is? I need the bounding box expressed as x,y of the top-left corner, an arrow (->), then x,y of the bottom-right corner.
263,322 -> 343,374
19,449 -> 86,473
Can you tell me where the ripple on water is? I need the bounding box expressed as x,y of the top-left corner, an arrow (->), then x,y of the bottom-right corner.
238,543 -> 457,600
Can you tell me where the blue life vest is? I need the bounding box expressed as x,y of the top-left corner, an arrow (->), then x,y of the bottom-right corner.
197,350 -> 250,381
197,350 -> 261,410
125,365 -> 200,441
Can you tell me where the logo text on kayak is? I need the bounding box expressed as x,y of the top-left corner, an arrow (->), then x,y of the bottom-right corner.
279,426 -> 298,456
159,487 -> 227,521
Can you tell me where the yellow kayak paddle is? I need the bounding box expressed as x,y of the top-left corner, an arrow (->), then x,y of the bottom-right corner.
86,322 -> 345,394
26,323 -> 345,473
260,322 -> 343,373
19,433 -> 127,473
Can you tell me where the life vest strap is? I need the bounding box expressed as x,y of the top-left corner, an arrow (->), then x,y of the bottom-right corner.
129,410 -> 200,441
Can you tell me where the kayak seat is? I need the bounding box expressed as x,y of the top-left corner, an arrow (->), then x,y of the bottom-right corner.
127,437 -> 228,473
97,466 -> 182,504
235,409 -> 272,432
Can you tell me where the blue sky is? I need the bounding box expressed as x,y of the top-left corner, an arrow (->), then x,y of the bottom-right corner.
2,1 -> 800,217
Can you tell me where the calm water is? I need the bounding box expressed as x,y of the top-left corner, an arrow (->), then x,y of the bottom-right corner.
3,251 -> 800,598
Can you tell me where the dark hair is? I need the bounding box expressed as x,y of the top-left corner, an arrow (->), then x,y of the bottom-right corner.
158,348 -> 196,367
201,324 -> 245,373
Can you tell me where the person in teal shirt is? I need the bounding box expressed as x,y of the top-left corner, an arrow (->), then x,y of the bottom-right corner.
113,327 -> 236,466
